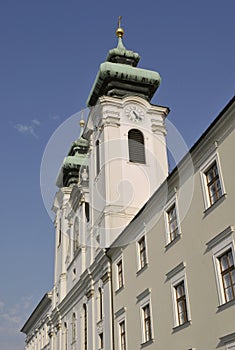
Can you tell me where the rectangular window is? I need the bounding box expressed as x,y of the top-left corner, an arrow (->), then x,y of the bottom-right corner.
119,320 -> 127,350
164,196 -> 181,246
175,281 -> 188,325
205,161 -> 222,206
138,236 -> 147,270
218,249 -> 235,303
136,289 -> 154,344
167,203 -> 178,242
142,304 -> 152,343
206,226 -> 235,306
200,153 -> 225,210
117,260 -> 124,289
166,263 -> 191,329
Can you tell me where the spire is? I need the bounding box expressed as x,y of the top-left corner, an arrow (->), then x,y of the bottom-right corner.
106,16 -> 140,66
116,16 -> 126,51
86,19 -> 161,107
116,16 -> 124,40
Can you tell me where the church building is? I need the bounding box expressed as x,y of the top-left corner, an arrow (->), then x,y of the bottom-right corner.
21,21 -> 235,350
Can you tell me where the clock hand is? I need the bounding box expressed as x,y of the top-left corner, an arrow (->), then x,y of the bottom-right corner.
133,111 -> 140,119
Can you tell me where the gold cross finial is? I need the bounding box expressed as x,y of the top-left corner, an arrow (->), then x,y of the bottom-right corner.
116,16 -> 124,38
118,16 -> 122,28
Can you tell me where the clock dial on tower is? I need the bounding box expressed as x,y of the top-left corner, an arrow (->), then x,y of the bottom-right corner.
124,105 -> 145,122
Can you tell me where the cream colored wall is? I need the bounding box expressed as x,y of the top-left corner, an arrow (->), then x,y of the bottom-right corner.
112,119 -> 235,349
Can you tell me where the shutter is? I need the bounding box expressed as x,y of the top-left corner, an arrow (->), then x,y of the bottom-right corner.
128,129 -> 146,164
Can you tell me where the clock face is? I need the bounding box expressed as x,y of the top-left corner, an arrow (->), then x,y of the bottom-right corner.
125,105 -> 145,122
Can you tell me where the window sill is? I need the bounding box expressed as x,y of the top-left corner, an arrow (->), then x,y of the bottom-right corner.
172,320 -> 191,333
203,193 -> 226,216
115,285 -> 125,295
136,263 -> 149,277
127,161 -> 148,166
217,298 -> 235,312
141,339 -> 154,348
165,234 -> 182,251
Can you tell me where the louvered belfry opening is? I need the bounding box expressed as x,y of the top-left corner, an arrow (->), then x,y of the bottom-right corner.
128,129 -> 146,164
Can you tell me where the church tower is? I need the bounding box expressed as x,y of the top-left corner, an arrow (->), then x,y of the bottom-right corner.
84,19 -> 169,247
21,20 -> 171,350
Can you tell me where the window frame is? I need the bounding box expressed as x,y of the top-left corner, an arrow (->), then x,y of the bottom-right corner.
164,195 -> 181,246
128,128 -> 146,164
174,280 -> 189,326
167,264 -> 191,329
116,257 -> 124,291
212,239 -> 235,306
200,152 -> 225,210
142,303 -> 152,343
136,290 -> 154,345
218,249 -> 235,303
119,320 -> 127,350
115,308 -> 128,350
136,234 -> 148,272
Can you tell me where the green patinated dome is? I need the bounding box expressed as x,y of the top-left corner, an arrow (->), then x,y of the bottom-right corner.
56,131 -> 89,188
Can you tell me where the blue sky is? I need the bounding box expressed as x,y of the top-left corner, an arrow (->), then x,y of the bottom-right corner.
0,1 -> 234,348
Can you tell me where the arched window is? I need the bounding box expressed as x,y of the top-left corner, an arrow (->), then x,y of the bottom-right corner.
128,129 -> 146,164
58,218 -> 62,247
72,313 -> 76,342
96,140 -> 100,175
73,218 -> 79,253
98,287 -> 103,320
83,304 -> 88,350
85,202 -> 90,222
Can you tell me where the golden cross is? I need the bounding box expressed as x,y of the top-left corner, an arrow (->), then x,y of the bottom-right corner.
118,16 -> 122,28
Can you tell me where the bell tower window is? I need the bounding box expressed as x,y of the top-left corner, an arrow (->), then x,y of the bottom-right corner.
128,129 -> 146,164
